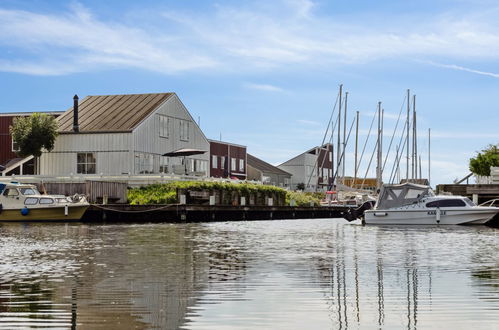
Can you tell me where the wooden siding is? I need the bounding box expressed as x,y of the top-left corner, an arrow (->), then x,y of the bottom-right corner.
41,181 -> 127,203
132,94 -> 209,173
209,141 -> 247,179
0,113 -> 62,167
39,133 -> 132,175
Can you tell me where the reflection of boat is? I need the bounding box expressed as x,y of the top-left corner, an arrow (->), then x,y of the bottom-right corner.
0,182 -> 89,221
364,183 -> 499,225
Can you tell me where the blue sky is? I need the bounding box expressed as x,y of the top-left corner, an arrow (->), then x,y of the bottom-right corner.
1,0 -> 499,185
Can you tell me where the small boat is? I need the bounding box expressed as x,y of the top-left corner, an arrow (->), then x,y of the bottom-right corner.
0,181 -> 89,221
363,183 -> 499,225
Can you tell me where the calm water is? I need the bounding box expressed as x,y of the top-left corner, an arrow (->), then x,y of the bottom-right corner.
0,219 -> 498,329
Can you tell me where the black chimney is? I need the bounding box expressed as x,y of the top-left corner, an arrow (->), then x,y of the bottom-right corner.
73,94 -> 79,132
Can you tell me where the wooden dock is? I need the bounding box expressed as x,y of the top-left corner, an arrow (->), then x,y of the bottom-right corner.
82,204 -> 351,223
436,184 -> 499,204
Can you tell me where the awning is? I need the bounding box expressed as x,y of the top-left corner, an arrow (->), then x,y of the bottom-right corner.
162,148 -> 207,157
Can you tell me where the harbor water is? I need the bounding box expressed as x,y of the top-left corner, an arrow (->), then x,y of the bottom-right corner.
0,219 -> 498,329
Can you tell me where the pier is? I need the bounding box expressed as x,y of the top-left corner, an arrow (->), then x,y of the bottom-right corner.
436,184 -> 499,204
83,204 -> 350,223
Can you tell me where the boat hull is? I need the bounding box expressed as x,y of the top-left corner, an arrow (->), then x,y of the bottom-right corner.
364,208 -> 499,225
0,205 -> 88,221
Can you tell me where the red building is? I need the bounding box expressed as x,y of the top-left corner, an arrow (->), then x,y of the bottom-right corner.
0,112 -> 63,175
209,140 -> 247,179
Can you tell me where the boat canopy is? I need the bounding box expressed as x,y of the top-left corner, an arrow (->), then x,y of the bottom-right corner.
376,183 -> 434,209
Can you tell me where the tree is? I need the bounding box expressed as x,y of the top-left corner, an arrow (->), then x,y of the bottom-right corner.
10,113 -> 59,158
469,144 -> 499,177
296,182 -> 305,191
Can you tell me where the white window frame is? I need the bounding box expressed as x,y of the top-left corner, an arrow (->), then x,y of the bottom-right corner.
212,155 -> 218,169
160,156 -> 169,173
135,153 -> 154,174
239,159 -> 244,171
159,115 -> 169,138
231,158 -> 236,171
180,120 -> 190,141
221,156 -> 225,169
12,139 -> 19,152
77,153 -> 96,174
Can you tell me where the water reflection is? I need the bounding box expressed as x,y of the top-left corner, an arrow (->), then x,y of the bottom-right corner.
0,220 -> 497,329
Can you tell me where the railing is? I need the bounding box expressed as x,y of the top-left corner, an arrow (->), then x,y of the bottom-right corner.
0,173 -> 263,187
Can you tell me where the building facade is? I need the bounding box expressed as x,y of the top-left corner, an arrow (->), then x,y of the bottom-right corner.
33,93 -> 210,176
247,153 -> 291,187
208,140 -> 247,180
0,112 -> 63,175
277,144 -> 333,191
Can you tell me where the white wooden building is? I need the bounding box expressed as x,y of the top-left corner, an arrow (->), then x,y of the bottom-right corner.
37,93 -> 209,176
277,144 -> 334,191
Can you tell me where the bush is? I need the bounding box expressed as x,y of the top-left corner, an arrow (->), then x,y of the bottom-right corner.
285,191 -> 322,206
128,181 -> 287,205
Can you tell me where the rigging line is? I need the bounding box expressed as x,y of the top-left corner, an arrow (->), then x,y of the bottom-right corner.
360,138 -> 378,191
388,121 -> 409,184
355,105 -> 378,175
381,94 -> 407,173
330,117 -> 356,190
306,89 -> 341,188
318,100 -> 343,184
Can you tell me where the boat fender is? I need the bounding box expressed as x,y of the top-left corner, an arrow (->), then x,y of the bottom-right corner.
21,207 -> 29,216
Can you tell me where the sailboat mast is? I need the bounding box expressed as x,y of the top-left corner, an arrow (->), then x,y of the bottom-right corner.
354,110 -> 359,188
428,128 -> 431,186
414,95 -> 418,180
376,102 -> 382,191
406,89 -> 410,181
343,92 -> 348,185
337,84 -> 342,187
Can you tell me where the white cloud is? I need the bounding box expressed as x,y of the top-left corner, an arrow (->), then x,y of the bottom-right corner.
0,5 -> 216,75
244,83 -> 284,92
296,119 -> 321,126
2,1 -> 499,75
424,61 -> 499,78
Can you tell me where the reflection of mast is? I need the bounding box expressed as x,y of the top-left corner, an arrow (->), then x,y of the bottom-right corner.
407,269 -> 412,329
354,229 -> 360,324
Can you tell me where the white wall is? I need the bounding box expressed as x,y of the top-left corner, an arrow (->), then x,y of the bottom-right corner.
278,153 -> 318,190
39,94 -> 210,176
132,94 -> 210,174
39,133 -> 132,175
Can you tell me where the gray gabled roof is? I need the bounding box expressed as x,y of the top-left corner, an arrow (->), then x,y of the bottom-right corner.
247,154 -> 291,176
57,93 -> 174,133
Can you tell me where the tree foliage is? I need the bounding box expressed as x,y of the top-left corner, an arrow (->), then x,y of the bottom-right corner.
469,144 -> 499,176
9,113 -> 59,157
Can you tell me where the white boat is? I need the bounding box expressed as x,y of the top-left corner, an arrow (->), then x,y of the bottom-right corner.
0,181 -> 89,221
364,183 -> 499,225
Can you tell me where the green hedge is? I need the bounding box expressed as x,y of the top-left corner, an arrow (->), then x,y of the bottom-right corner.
128,181 -> 287,205
285,191 -> 322,206
128,181 -> 324,206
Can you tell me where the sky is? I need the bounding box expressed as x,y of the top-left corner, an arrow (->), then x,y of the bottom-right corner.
1,0 -> 499,186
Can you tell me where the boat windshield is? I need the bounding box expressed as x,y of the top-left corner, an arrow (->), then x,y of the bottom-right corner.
376,183 -> 432,209
19,187 -> 39,195
463,197 -> 476,206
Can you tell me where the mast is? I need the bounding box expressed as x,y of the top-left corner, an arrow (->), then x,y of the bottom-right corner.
406,89 -> 410,181
412,94 -> 417,180
354,110 -> 359,188
428,128 -> 431,186
376,102 -> 382,191
343,92 -> 348,185
419,155 -> 422,180
337,84 -> 343,187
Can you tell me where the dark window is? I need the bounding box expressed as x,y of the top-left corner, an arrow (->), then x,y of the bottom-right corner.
77,153 -> 96,174
426,199 -> 466,207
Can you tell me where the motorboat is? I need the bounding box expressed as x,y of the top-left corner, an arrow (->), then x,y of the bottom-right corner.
0,181 -> 89,221
363,183 -> 499,225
